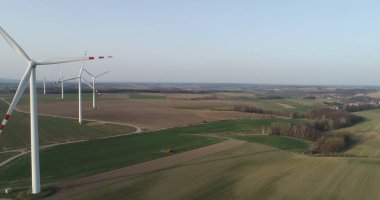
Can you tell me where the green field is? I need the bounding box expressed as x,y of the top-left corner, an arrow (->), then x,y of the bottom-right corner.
0,100 -> 136,150
58,110 -> 380,200
0,151 -> 19,163
164,118 -> 297,135
342,109 -> 380,158
232,135 -> 310,153
0,118 -> 298,189
70,142 -> 380,200
0,129 -> 224,188
129,93 -> 166,99
254,98 -> 317,114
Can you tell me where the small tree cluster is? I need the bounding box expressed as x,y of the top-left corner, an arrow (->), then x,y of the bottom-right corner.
232,104 -> 287,116
312,132 -> 352,153
263,108 -> 362,153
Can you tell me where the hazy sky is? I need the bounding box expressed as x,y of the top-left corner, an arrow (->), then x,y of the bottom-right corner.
1,0 -> 380,85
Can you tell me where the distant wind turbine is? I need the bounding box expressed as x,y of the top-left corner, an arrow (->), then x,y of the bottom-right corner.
43,74 -> 46,95
57,66 -> 65,99
83,69 -> 110,109
61,51 -> 111,124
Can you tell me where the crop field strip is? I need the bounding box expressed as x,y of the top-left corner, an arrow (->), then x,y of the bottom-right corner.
0,117 -> 300,189
129,93 -> 167,99
15,93 -> 261,130
0,100 -> 136,150
70,143 -> 380,200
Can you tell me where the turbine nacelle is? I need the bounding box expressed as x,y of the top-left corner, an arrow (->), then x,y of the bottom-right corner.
28,61 -> 37,67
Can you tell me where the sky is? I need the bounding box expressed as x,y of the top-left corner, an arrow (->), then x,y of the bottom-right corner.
1,0 -> 380,85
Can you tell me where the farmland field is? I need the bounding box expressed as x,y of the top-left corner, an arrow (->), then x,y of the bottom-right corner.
129,93 -> 167,99
16,93 -> 260,130
16,93 -> 322,130
0,152 -> 18,163
48,110 -> 380,199
0,100 -> 136,150
342,109 -> 380,158
2,91 -> 372,200
0,129 -> 224,188
70,142 -> 380,200
232,135 -> 310,153
0,118 -> 292,189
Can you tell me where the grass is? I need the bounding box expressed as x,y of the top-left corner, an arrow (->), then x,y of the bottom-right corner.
0,130 -> 224,188
129,93 -> 166,99
69,142 -> 380,200
254,98 -> 316,114
0,151 -> 19,163
0,100 -> 136,151
232,135 -> 310,153
341,109 -> 380,158
0,118 -> 300,189
166,118 -> 298,135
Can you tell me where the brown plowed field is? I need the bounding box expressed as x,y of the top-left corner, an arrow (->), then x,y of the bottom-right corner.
18,94 -> 262,130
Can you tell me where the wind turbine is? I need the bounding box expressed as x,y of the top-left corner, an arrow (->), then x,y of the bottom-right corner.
60,51 -> 110,124
83,69 -> 110,109
57,66 -> 64,99
43,74 -> 46,95
60,71 -> 84,123
42,73 -> 51,95
0,26 -> 111,194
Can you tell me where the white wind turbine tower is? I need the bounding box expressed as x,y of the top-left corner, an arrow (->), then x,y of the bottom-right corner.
57,66 -> 64,99
0,26 -> 111,194
43,74 -> 46,95
60,68 -> 84,123
83,69 -> 110,109
42,73 -> 51,95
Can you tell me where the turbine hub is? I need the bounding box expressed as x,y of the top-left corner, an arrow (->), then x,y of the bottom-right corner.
28,60 -> 37,68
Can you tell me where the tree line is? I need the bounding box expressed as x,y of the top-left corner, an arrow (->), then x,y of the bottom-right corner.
262,108 -> 364,153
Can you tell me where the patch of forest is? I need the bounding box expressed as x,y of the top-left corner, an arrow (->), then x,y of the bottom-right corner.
262,108 -> 364,154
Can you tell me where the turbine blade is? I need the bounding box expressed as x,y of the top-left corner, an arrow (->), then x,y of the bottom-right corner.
83,68 -> 94,77
57,65 -> 63,78
79,66 -> 84,77
0,67 -> 32,132
36,56 -> 111,65
63,77 -> 79,81
95,71 -> 110,78
36,57 -> 95,65
0,26 -> 31,61
82,77 -> 94,89
79,50 -> 87,77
